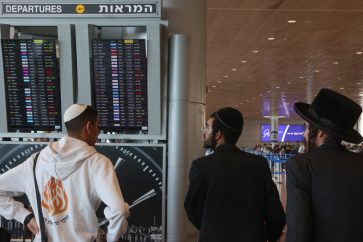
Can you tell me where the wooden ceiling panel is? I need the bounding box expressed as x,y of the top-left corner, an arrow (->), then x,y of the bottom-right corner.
206,0 -> 363,122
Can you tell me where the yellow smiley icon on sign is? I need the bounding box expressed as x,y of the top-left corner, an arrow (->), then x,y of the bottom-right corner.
75,4 -> 85,14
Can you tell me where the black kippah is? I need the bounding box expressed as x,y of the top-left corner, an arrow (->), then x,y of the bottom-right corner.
215,107 -> 243,132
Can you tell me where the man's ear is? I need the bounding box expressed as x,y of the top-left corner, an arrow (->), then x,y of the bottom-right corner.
85,121 -> 92,134
318,129 -> 327,138
215,130 -> 222,140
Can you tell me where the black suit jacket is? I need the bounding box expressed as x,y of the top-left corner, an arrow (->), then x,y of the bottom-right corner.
184,143 -> 285,242
286,140 -> 363,242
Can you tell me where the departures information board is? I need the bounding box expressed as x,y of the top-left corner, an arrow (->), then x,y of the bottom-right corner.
1,39 -> 61,131
92,39 -> 148,131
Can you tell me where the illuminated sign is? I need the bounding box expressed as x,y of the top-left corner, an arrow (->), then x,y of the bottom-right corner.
1,3 -> 158,15
261,124 -> 304,142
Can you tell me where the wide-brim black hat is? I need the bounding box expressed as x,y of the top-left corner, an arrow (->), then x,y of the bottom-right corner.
294,88 -> 362,144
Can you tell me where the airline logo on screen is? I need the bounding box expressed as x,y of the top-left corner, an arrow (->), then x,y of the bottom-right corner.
1,3 -> 159,16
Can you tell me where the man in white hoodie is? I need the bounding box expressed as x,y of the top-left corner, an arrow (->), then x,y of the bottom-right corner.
0,104 -> 130,242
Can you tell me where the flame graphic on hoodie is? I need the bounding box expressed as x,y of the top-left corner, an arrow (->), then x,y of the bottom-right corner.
41,177 -> 68,216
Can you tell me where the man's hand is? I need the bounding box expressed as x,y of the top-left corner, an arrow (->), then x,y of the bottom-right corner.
27,217 -> 39,235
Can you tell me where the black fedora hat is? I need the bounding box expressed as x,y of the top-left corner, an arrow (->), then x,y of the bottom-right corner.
294,88 -> 362,144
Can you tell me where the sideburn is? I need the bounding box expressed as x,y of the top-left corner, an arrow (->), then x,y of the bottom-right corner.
307,126 -> 319,151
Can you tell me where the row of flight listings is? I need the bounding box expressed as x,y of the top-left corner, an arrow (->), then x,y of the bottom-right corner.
2,38 -> 148,133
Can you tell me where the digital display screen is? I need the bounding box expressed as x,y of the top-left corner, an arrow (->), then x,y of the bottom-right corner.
261,124 -> 304,142
92,39 -> 148,131
1,39 -> 61,131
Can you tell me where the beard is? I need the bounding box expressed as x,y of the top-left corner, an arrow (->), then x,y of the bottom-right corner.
204,136 -> 212,149
204,132 -> 218,150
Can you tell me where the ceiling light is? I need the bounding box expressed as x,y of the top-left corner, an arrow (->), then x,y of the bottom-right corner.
231,68 -> 237,71
252,50 -> 259,54
339,87 -> 344,90
241,60 -> 247,63
276,86 -> 280,89
333,61 -> 339,65
224,75 -> 229,78
288,20 -> 296,23
299,76 -> 305,79
267,37 -> 275,41
305,20 -> 313,24
356,82 -> 361,84
217,80 -> 222,83
287,82 -> 291,84
234,104 -> 239,107
314,70 -> 320,73
356,51 -> 363,55
212,85 -> 217,88
207,89 -> 212,93
240,102 -> 244,105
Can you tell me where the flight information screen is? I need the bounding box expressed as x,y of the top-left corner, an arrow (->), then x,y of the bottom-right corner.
92,39 -> 148,131
1,39 -> 61,131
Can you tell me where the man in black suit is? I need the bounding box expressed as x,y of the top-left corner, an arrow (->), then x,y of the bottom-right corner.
184,107 -> 285,242
286,88 -> 363,242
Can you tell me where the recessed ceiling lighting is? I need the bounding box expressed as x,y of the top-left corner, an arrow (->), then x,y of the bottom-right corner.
259,94 -> 263,96
314,70 -> 320,73
299,76 -> 305,79
267,90 -> 271,93
288,20 -> 296,23
356,51 -> 363,55
339,87 -> 345,90
231,68 -> 237,71
252,50 -> 259,54
241,60 -> 247,63
240,102 -> 244,105
267,37 -> 275,41
287,82 -> 292,84
207,89 -> 212,93
212,85 -> 217,88
217,80 -> 222,83
234,104 -> 239,107
276,86 -> 280,89
356,82 -> 361,84
333,61 -> 339,65
224,75 -> 229,78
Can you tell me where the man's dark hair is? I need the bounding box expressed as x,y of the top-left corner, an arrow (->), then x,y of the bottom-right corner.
308,125 -> 342,151
210,112 -> 242,146
0,228 -> 11,242
65,106 -> 98,134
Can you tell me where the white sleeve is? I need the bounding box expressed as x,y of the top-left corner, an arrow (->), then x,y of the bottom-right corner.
0,156 -> 33,223
93,157 -> 130,242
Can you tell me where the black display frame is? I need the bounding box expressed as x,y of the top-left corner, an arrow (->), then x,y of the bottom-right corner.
1,38 -> 62,132
91,38 -> 148,133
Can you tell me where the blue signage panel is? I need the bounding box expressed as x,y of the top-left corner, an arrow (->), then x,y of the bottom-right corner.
261,124 -> 304,142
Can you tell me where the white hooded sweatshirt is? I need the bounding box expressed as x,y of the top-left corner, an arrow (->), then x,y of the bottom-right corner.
0,137 -> 129,242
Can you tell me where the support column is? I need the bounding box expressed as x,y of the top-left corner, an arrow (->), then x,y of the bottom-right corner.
162,1 -> 206,242
167,35 -> 190,242
270,116 -> 279,147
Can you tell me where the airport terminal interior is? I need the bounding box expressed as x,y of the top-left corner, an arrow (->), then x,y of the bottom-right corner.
0,0 -> 362,241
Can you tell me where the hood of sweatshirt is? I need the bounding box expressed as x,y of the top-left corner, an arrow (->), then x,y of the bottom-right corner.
40,136 -> 97,180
